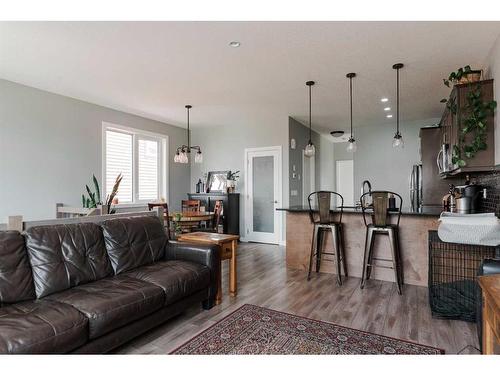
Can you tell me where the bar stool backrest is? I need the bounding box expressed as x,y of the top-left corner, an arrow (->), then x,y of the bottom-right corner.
360,190 -> 403,228
307,191 -> 344,225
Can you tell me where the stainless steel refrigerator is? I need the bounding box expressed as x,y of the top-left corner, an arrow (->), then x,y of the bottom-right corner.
409,164 -> 422,211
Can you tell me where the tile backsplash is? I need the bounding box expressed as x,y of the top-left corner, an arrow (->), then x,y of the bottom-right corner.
472,170 -> 500,216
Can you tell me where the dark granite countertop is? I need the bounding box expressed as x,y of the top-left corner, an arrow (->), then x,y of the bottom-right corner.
276,205 -> 444,217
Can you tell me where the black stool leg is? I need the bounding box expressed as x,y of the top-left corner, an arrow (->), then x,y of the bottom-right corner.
332,225 -> 342,286
395,229 -> 404,286
339,224 -> 348,277
316,228 -> 323,273
366,230 -> 376,281
360,227 -> 373,289
307,225 -> 319,281
388,228 -> 402,295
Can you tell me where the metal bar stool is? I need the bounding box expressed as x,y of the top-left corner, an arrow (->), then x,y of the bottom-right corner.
359,190 -> 404,294
307,191 -> 348,285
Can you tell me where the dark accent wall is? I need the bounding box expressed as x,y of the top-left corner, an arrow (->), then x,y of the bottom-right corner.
473,170 -> 500,216
288,117 -> 321,207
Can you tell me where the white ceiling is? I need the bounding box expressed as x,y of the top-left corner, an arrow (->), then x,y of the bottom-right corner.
1,21 -> 499,134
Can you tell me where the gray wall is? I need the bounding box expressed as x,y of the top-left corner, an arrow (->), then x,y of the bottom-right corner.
330,118 -> 439,204
189,114 -> 289,242
288,117 -> 321,206
0,79 -> 190,221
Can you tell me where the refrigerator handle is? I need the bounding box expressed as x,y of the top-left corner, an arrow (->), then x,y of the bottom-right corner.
409,169 -> 414,209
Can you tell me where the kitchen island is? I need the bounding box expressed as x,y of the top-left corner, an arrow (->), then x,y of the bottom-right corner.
278,206 -> 442,287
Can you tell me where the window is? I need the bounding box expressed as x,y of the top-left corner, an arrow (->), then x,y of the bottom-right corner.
103,123 -> 168,205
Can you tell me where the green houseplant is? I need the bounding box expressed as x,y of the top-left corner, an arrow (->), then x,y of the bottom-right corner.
441,66 -> 497,167
82,173 -> 123,214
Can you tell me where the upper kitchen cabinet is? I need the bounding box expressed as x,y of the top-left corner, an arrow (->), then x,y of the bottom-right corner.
439,79 -> 496,177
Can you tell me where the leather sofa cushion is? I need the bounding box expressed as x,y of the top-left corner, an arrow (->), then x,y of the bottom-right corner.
46,275 -> 165,339
24,222 -> 113,298
125,260 -> 210,305
101,216 -> 168,274
0,300 -> 88,353
0,231 -> 36,304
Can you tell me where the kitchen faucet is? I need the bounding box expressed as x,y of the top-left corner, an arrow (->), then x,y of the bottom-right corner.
357,180 -> 372,208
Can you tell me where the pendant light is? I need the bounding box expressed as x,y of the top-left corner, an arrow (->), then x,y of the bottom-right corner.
392,63 -> 404,149
346,72 -> 357,153
174,105 -> 203,164
304,81 -> 316,157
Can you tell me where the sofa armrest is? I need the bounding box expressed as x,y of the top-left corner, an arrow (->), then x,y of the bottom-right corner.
165,241 -> 220,307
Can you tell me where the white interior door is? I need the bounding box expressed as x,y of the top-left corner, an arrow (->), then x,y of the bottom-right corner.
336,160 -> 354,206
245,147 -> 282,244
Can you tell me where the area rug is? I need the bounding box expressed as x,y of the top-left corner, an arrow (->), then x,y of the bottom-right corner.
171,304 -> 444,354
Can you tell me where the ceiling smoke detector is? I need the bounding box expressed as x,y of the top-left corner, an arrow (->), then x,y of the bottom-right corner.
330,130 -> 345,138
229,41 -> 241,48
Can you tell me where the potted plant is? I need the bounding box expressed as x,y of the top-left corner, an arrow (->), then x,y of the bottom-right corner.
82,173 -> 123,214
440,66 -> 497,167
443,65 -> 482,87
227,170 -> 240,193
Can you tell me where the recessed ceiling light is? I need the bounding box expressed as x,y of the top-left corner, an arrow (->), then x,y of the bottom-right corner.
229,41 -> 241,48
381,98 -> 389,102
386,114 -> 393,118
384,107 -> 391,111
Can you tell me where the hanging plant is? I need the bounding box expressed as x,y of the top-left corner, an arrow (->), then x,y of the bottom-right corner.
441,66 -> 497,167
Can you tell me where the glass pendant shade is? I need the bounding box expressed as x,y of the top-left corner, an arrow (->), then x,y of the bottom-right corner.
194,150 -> 203,163
180,150 -> 189,164
346,138 -> 357,153
304,142 -> 316,157
392,133 -> 404,148
174,152 -> 179,163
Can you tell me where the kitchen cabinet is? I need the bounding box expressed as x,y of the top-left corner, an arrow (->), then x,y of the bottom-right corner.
439,79 -> 496,177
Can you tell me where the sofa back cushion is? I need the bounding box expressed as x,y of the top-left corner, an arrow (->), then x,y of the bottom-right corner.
101,215 -> 167,274
0,231 -> 36,304
24,222 -> 113,298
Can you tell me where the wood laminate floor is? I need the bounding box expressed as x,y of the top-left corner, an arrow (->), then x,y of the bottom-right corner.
115,242 -> 479,354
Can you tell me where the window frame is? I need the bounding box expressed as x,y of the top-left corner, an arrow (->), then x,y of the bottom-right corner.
102,122 -> 168,207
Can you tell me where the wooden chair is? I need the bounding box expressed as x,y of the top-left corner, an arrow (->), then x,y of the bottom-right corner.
198,200 -> 223,233
148,202 -> 170,237
181,200 -> 201,213
359,191 -> 403,294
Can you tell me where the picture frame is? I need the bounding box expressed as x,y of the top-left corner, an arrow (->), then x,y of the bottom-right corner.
206,171 -> 230,193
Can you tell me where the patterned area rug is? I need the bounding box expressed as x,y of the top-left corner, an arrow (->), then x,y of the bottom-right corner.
171,304 -> 444,354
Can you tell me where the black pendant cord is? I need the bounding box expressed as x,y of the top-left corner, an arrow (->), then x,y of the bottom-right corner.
350,76 -> 353,135
186,105 -> 191,152
396,67 -> 399,135
308,83 -> 312,143
346,73 -> 356,141
392,63 -> 403,136
306,81 -> 315,144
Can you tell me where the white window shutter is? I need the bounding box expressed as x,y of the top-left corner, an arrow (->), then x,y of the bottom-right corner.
138,139 -> 159,201
105,130 -> 133,203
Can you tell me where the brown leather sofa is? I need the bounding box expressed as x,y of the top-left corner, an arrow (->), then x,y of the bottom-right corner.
0,215 -> 219,354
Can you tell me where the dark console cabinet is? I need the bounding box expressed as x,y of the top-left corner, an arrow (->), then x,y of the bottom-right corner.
187,193 -> 240,235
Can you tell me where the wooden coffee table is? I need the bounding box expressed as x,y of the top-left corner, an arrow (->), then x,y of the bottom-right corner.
177,232 -> 240,305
